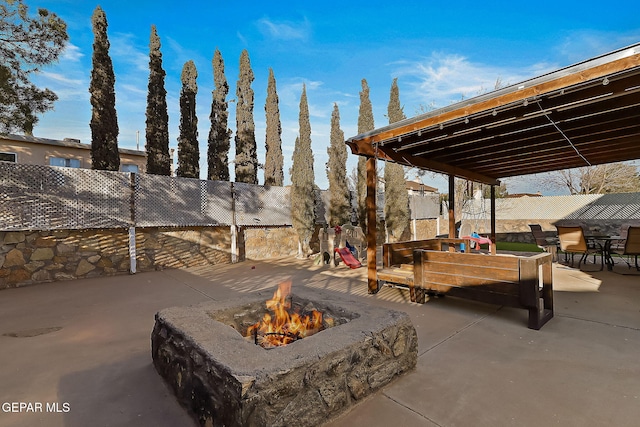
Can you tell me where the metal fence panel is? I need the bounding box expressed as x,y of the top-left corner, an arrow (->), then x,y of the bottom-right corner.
0,162 -> 131,230
234,183 -> 291,226
134,174 -> 233,226
563,193 -> 640,220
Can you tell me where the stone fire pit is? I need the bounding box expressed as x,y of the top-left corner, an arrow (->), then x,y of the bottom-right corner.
151,286 -> 417,427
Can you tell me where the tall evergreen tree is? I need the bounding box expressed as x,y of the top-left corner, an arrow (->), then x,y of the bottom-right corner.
207,48 -> 231,181
326,103 -> 351,227
264,68 -> 284,186
176,60 -> 199,178
145,25 -> 170,175
356,79 -> 374,231
89,6 -> 119,171
385,78 -> 410,241
234,49 -> 258,184
290,84 -> 315,257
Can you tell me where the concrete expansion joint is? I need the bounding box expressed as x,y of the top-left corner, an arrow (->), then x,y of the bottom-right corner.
556,313 -> 640,331
382,392 -> 444,426
418,307 -> 499,357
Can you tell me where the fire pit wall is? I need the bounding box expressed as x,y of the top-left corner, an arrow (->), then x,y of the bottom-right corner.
151,288 -> 418,427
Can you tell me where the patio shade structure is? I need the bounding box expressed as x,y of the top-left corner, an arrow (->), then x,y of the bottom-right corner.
345,43 -> 640,293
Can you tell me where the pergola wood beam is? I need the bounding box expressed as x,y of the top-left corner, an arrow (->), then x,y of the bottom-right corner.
345,140 -> 501,185
391,89 -> 640,163
452,130 -> 640,173
347,51 -> 640,149
390,78 -> 640,156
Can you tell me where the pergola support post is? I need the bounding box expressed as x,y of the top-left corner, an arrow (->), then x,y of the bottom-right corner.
490,185 -> 497,255
448,175 -> 456,252
366,157 -> 378,294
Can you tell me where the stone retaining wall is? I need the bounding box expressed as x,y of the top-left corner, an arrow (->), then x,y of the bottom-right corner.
0,229 -> 131,289
1,226 -> 301,290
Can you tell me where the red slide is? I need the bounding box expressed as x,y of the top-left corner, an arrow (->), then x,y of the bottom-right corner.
334,247 -> 362,269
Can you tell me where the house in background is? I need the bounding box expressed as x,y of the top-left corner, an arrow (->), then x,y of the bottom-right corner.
406,179 -> 438,196
0,133 -> 146,173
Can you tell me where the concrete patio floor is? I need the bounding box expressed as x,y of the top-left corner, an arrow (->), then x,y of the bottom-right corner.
0,256 -> 639,427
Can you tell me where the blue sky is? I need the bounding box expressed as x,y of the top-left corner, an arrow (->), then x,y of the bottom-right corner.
30,0 -> 640,193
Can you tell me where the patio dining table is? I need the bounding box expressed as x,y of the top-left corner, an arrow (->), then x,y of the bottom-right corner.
584,235 -> 623,271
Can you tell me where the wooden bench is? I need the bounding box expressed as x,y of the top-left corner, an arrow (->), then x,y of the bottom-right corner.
382,238 -> 470,267
377,240 -> 554,329
413,250 -> 554,330
378,238 -> 470,301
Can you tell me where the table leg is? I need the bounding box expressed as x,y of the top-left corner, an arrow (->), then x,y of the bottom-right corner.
604,240 -> 614,270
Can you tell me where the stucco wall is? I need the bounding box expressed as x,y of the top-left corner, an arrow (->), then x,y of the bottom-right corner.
0,135 -> 146,172
413,219 -> 439,240
243,227 -> 299,259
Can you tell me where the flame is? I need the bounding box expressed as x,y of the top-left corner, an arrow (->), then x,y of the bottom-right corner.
246,281 -> 324,348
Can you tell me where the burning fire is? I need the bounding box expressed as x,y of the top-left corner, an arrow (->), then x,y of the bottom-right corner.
246,281 -> 326,348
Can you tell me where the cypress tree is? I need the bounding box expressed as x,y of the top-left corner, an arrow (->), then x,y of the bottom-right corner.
89,6 -> 119,171
264,68 -> 284,186
145,25 -> 170,175
176,60 -> 199,178
384,78 -> 410,241
356,79 -> 374,231
234,49 -> 258,184
326,103 -> 351,226
207,48 -> 231,181
290,84 -> 315,257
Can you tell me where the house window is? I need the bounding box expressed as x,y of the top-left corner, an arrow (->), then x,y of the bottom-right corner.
0,152 -> 17,162
120,164 -> 139,173
49,157 -> 81,168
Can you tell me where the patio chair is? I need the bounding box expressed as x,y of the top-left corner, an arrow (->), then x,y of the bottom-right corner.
529,224 -> 559,261
556,226 -> 603,270
609,226 -> 640,271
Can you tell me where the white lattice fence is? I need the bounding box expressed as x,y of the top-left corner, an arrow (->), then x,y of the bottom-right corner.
134,174 -> 234,227
1,163 -> 297,231
234,183 -> 291,226
1,163 -> 132,230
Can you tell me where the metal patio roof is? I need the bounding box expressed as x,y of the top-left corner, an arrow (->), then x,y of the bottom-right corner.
346,43 -> 640,185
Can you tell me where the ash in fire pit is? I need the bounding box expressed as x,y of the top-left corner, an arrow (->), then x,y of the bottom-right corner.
152,284 -> 417,427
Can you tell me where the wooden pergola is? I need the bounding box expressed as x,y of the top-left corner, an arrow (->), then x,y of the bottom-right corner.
345,43 -> 640,293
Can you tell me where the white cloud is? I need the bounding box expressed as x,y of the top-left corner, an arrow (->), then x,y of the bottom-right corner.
277,78 -> 325,109
33,70 -> 87,102
60,43 -> 84,62
38,71 -> 84,87
307,103 -> 328,120
236,31 -> 248,46
392,52 -> 555,110
555,30 -> 640,63
164,36 -> 209,74
111,32 -> 148,73
118,83 -> 146,97
257,17 -> 310,41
